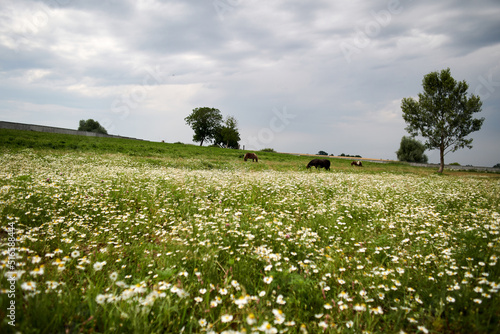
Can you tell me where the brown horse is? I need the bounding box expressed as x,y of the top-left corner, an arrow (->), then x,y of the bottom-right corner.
244,152 -> 258,162
351,161 -> 363,167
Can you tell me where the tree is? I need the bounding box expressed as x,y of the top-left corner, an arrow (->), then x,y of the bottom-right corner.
396,136 -> 428,163
214,116 -> 241,149
185,107 -> 223,146
318,151 -> 328,156
401,68 -> 484,173
78,119 -> 108,134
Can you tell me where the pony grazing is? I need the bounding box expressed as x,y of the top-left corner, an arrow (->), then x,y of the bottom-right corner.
307,159 -> 331,170
351,161 -> 363,167
244,152 -> 258,162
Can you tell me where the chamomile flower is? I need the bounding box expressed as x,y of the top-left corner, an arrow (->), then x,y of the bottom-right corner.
276,294 -> 286,305
318,321 -> 328,329
417,326 -> 429,333
220,314 -> 233,323
354,303 -> 366,312
338,291 -> 349,299
370,306 -> 384,314
258,321 -> 277,334
93,261 -> 106,271
246,313 -> 257,325
96,294 -> 107,304
21,281 -> 37,291
234,295 -> 249,308
30,266 -> 44,276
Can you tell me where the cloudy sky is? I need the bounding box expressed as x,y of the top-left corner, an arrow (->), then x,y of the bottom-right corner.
1,0 -> 499,166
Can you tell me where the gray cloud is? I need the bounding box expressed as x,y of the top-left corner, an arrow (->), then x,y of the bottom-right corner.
1,0 -> 499,166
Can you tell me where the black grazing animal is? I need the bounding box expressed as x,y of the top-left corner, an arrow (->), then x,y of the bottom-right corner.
307,159 -> 331,170
244,152 -> 258,162
351,161 -> 363,167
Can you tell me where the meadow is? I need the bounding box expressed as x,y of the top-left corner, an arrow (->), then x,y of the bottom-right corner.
0,130 -> 499,333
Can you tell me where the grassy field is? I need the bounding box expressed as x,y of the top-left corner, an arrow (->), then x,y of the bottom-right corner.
0,129 -> 499,333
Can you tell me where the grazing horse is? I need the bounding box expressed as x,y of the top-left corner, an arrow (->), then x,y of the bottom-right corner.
351,161 -> 363,167
307,159 -> 331,170
244,152 -> 258,162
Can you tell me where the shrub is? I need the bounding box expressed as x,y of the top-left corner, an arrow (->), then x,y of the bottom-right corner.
396,136 -> 428,163
78,119 -> 108,134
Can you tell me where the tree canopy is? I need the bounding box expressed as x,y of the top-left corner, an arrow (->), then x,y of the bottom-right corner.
396,136 -> 428,163
185,107 -> 240,148
78,119 -> 108,134
401,68 -> 484,173
185,107 -> 224,146
213,116 -> 241,149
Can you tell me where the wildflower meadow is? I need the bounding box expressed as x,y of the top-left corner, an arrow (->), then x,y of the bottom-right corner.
0,137 -> 499,333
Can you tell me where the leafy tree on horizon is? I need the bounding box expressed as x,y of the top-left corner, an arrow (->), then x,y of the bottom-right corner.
214,115 -> 241,149
78,119 -> 108,134
396,136 -> 428,163
401,68 -> 484,173
185,107 -> 223,146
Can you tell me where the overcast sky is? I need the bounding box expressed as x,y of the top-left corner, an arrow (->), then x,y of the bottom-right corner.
1,0 -> 499,166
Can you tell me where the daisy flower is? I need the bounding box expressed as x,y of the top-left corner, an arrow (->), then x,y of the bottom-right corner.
276,294 -> 286,305
21,281 -> 37,291
96,294 -> 106,304
246,313 -> 257,325
93,261 -> 106,271
221,314 -> 233,323
109,272 -> 118,281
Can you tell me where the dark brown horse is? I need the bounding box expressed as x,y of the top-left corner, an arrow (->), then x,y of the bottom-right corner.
244,152 -> 258,162
307,159 -> 330,170
351,161 -> 363,167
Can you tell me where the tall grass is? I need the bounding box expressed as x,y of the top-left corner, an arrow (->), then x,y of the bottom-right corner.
0,130 -> 499,333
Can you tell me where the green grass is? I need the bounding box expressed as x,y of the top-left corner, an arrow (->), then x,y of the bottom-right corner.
2,128 -> 498,176
0,129 -> 499,333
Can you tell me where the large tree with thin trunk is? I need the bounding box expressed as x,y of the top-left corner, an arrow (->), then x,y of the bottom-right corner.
185,107 -> 223,146
401,68 -> 484,173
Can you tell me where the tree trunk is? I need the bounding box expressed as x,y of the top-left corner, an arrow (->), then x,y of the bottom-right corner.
438,146 -> 445,173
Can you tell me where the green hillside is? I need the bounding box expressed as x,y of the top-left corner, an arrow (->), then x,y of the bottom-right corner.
0,128 -> 496,176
